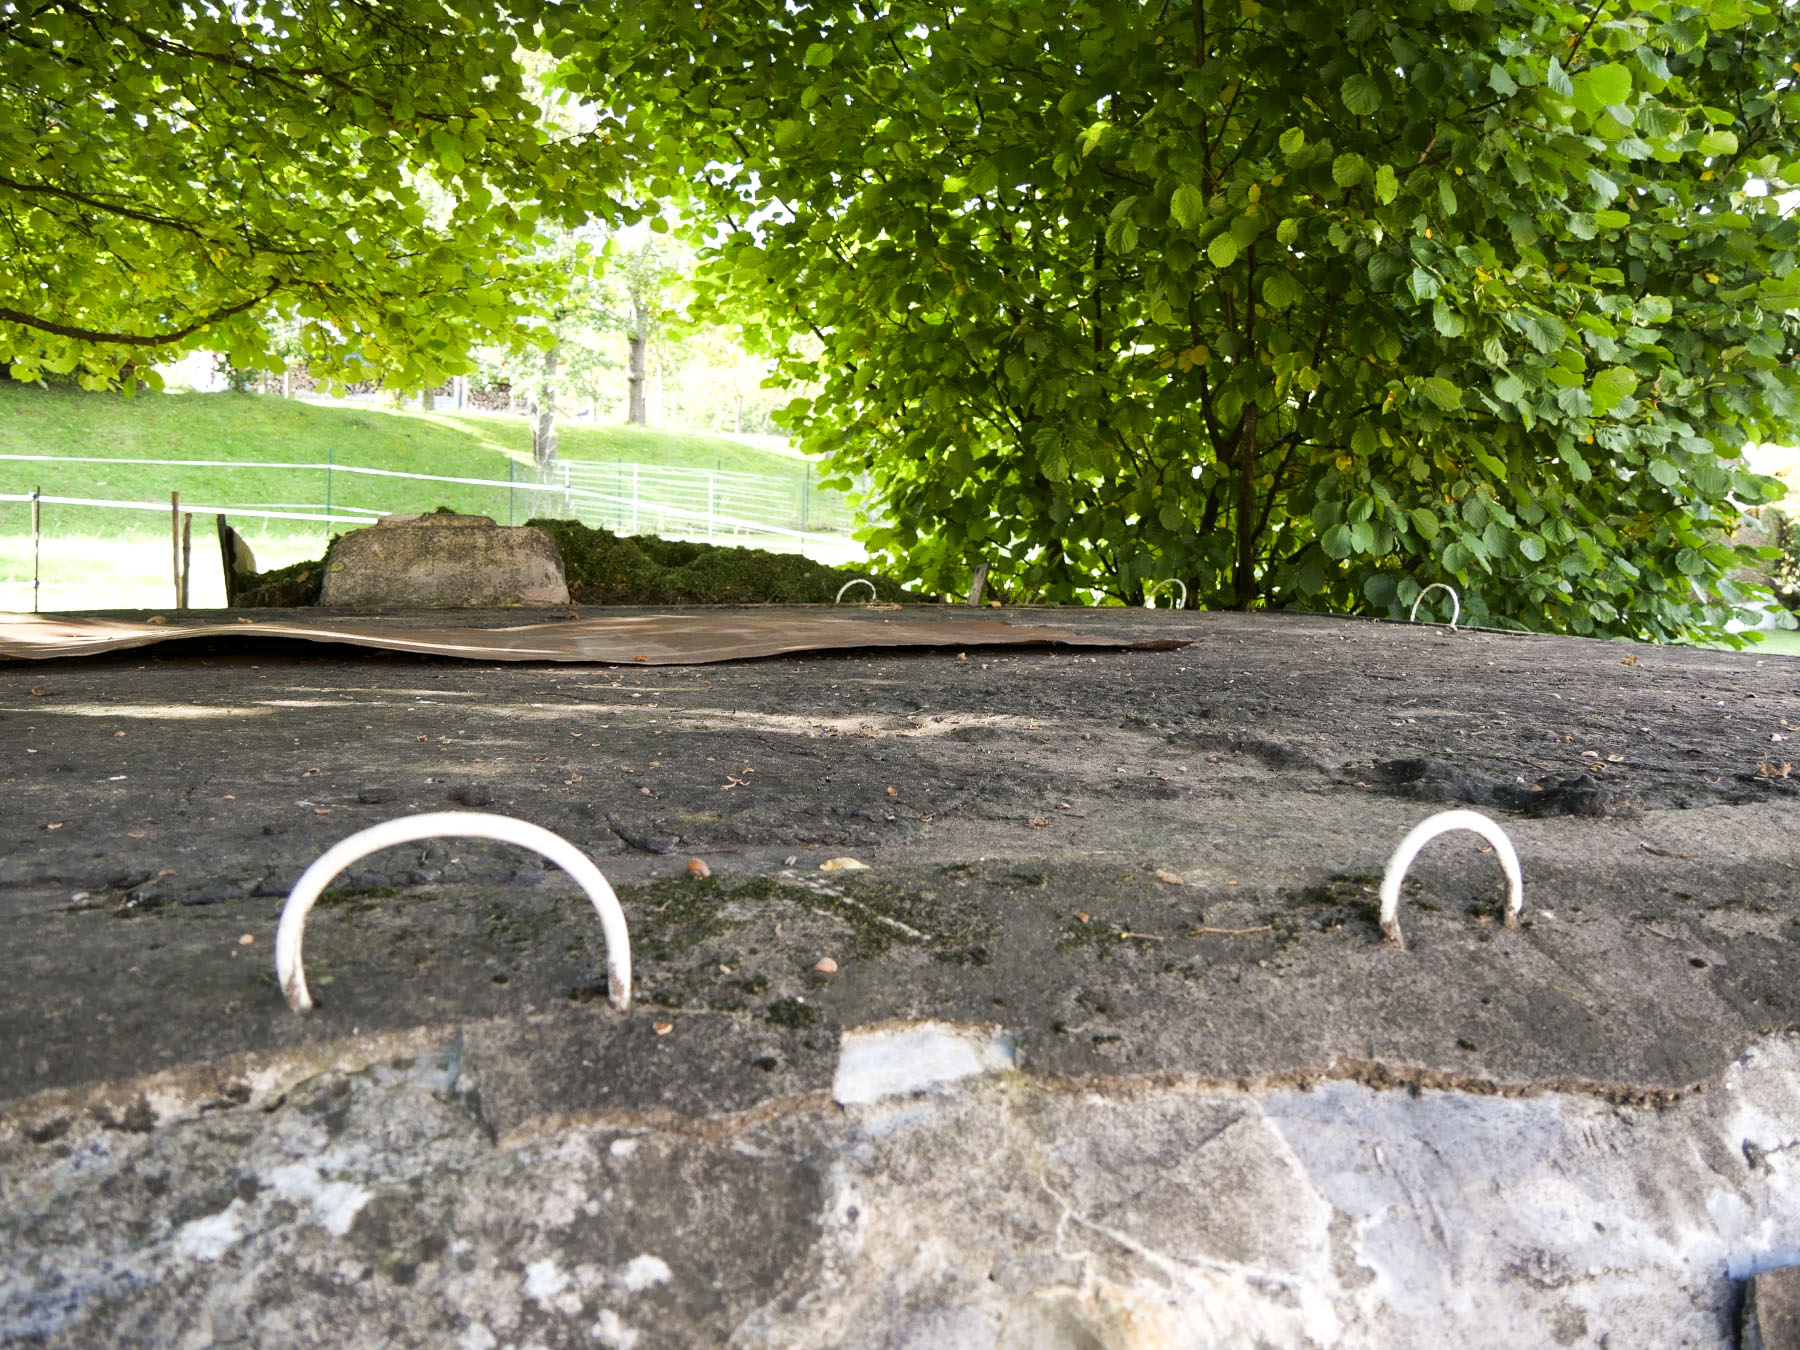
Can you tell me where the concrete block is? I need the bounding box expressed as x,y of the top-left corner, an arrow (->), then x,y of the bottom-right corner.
319,512 -> 569,607
1744,1266 -> 1800,1350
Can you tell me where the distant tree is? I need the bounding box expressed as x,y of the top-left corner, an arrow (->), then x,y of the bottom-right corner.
560,0 -> 1799,641
0,0 -> 624,392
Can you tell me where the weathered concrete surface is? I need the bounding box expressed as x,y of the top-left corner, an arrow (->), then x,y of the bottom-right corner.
319,514 -> 569,607
4,605 -> 1800,1345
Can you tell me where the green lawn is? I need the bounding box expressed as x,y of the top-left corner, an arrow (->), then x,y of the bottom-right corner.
0,381 -> 845,609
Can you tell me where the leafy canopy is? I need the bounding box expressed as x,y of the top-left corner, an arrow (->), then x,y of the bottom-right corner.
0,0 -> 624,391
559,0 -> 1799,640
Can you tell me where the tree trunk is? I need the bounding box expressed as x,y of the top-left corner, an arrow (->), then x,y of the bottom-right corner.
627,331 -> 648,425
531,346 -> 559,467
420,388 -> 435,412
1233,401 -> 1261,609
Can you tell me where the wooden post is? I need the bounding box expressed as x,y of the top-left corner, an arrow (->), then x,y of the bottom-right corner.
30,486 -> 40,613
180,512 -> 193,609
171,490 -> 181,607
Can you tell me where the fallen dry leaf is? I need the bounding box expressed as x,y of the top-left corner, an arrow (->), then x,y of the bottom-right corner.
28,687 -> 44,696
1075,912 -> 1091,924
685,858 -> 712,879
45,822 -> 62,831
416,735 -> 428,742
819,857 -> 870,872
146,615 -> 167,625
653,1021 -> 673,1036
1620,655 -> 1639,666
157,869 -> 176,878
886,786 -> 897,797
1028,815 -> 1050,828
127,831 -> 145,839
1757,761 -> 1793,779
633,654 -> 648,663
1154,868 -> 1186,886
238,933 -> 254,946
813,957 -> 839,975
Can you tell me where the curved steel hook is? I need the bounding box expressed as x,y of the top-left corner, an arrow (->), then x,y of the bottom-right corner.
1378,808 -> 1522,949
834,578 -> 878,605
1143,579 -> 1188,611
1409,582 -> 1461,631
275,812 -> 632,1013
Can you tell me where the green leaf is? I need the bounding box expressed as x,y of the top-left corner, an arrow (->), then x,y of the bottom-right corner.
1321,523 -> 1354,559
803,42 -> 836,67
1676,547 -> 1706,576
1418,377 -> 1462,410
1170,184 -> 1206,229
1588,365 -> 1638,416
1341,74 -> 1382,116
1648,457 -> 1681,487
1207,232 -> 1240,268
1518,534 -> 1547,562
1332,153 -> 1368,188
1262,270 -> 1305,309
1409,508 -> 1440,540
1278,126 -> 1306,156
1488,64 -> 1517,97
1573,63 -> 1632,114
1432,298 -> 1464,337
1408,266 -> 1440,301
1696,130 -> 1739,156
1374,164 -> 1398,204
1546,56 -> 1574,98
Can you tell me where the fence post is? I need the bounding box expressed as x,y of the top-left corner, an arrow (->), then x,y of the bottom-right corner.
171,490 -> 181,607
30,485 -> 40,613
508,456 -> 515,526
563,462 -> 571,520
324,447 -> 333,540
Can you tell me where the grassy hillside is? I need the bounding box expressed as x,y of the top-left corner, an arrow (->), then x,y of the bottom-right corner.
0,382 -> 850,609
0,383 -> 810,532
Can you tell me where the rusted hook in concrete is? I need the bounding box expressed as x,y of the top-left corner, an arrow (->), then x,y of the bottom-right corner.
1378,808 -> 1522,949
275,812 -> 632,1013
1409,582 -> 1461,631
834,578 -> 877,604
1143,579 -> 1188,610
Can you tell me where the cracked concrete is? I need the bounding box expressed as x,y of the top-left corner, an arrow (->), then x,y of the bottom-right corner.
4,605 -> 1800,1345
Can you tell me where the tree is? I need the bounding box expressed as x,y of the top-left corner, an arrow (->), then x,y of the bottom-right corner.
0,0 -> 623,392
559,0 -> 1798,640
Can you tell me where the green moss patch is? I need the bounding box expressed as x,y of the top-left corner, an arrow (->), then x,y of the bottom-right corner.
527,518 -> 909,606
230,513 -> 909,607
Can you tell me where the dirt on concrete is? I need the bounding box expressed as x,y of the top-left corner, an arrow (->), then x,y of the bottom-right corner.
7,604 -> 1800,1349
3,605 -> 1798,1113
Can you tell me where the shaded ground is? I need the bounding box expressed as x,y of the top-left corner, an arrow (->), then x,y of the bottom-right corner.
8,604 -> 1800,1349
3,605 -> 1798,1112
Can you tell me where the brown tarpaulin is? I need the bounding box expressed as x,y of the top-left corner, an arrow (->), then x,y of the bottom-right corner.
0,611 -> 1186,665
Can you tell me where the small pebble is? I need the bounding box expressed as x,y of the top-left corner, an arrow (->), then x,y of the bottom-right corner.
686,858 -> 712,879
358,787 -> 398,804
813,957 -> 839,975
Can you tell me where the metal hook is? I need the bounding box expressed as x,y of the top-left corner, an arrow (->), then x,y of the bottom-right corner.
834,578 -> 877,604
1378,808 -> 1522,949
275,812 -> 632,1013
1143,579 -> 1188,610
1409,582 -> 1461,631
